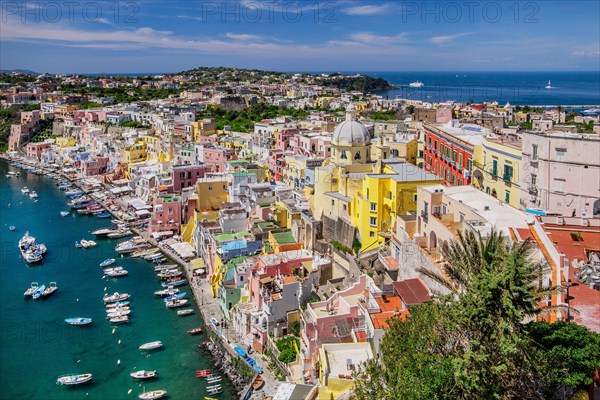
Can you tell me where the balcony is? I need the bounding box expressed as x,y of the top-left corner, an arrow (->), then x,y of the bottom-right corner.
378,247 -> 399,271
528,185 -> 538,195
420,210 -> 429,223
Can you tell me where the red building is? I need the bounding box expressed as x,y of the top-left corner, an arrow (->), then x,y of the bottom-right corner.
172,164 -> 211,192
82,157 -> 109,176
267,150 -> 286,182
148,195 -> 182,235
422,122 -> 479,186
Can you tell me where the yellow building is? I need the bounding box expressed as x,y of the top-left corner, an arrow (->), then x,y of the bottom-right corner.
318,343 -> 373,400
471,137 -> 522,208
55,137 -> 77,147
124,140 -> 147,164
54,105 -> 79,119
195,177 -> 229,211
315,96 -> 335,108
370,133 -> 418,164
192,118 -> 216,141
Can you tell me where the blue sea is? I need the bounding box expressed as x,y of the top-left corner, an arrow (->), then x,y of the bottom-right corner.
360,71 -> 600,106
0,160 -> 232,400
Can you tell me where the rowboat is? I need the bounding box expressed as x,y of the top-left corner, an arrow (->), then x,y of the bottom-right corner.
100,258 -> 116,267
187,328 -> 203,335
252,375 -> 265,390
65,317 -> 92,326
177,309 -> 194,316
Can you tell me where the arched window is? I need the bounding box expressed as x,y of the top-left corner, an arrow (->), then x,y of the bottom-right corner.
354,151 -> 361,160
340,150 -> 347,159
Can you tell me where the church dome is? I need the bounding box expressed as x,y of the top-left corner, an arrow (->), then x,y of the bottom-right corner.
332,105 -> 371,147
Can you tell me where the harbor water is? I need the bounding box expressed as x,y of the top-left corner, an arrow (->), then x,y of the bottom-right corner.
0,160 -> 232,399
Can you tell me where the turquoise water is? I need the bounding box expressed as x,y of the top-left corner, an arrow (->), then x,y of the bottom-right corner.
0,160 -> 231,400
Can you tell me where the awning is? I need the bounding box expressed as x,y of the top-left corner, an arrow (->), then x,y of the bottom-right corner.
191,258 -> 205,270
260,276 -> 274,284
136,209 -> 151,217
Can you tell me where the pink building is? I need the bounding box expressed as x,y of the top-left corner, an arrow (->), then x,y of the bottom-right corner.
268,150 -> 286,181
148,195 -> 182,234
172,164 -> 212,192
275,129 -> 297,150
8,111 -> 41,152
201,146 -> 236,173
25,142 -> 51,160
82,157 -> 109,176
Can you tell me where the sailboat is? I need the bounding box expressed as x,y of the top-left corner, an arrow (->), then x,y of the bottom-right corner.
545,80 -> 552,89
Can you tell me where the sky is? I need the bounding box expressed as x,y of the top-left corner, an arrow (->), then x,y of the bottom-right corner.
1,0 -> 599,73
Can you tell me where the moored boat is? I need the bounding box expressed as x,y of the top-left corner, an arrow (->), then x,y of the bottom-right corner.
9,226 -> 16,231
130,370 -> 158,380
31,284 -> 46,300
104,267 -> 128,277
42,282 -> 58,297
176,309 -> 194,316
164,292 -> 186,302
103,292 -> 131,303
139,341 -> 163,351
56,373 -> 93,386
29,191 -> 38,199
60,211 -> 70,217
139,390 -> 167,399
161,279 -> 187,288
187,328 -> 203,335
106,309 -> 131,319
21,187 -> 29,194
24,282 -> 39,296
19,232 -> 47,263
165,298 -> 188,308
100,258 -> 116,267
110,315 -> 130,324
206,375 -> 222,384
154,287 -> 180,297
65,317 -> 92,326
105,301 -> 130,309
252,375 -> 265,390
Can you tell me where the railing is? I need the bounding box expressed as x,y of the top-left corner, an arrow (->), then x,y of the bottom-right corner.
420,210 -> 429,223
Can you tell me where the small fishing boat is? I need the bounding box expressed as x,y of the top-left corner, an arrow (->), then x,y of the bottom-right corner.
177,309 -> 194,316
157,270 -> 182,279
110,315 -> 130,324
252,375 -> 265,390
21,187 -> 29,194
196,369 -> 211,378
97,212 -> 111,218
24,282 -> 39,297
56,373 -> 93,385
154,287 -> 180,297
29,191 -> 38,199
164,292 -> 186,302
106,306 -> 130,313
42,282 -> 58,297
80,239 -> 97,249
31,284 -> 46,300
65,317 -> 92,326
165,298 -> 188,308
106,309 -> 131,319
139,341 -> 163,351
103,292 -> 131,303
187,328 -> 203,335
143,252 -> 162,261
139,389 -> 167,400
60,211 -> 70,217
105,301 -> 130,309
161,279 -> 187,288
9,226 -> 16,231
100,258 -> 116,267
130,370 -> 158,380
206,385 -> 223,395
105,267 -> 128,277
206,375 -> 222,384
75,241 -> 83,248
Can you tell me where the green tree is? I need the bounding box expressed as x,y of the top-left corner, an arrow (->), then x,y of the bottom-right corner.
527,321 -> 600,388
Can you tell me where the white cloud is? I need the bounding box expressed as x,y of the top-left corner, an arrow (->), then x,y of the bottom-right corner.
225,33 -> 260,41
430,33 -> 471,46
344,4 -> 394,15
349,32 -> 410,45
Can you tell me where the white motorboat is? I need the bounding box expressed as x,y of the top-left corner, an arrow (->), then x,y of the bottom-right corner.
106,306 -> 130,313
42,282 -> 58,297
106,309 -> 131,319
157,270 -> 182,279
110,315 -> 130,324
24,282 -> 39,296
545,80 -> 552,89
154,287 -> 180,297
31,284 -> 46,300
206,375 -> 222,384
60,211 -> 70,217
103,292 -> 131,303
138,390 -> 167,400
177,309 -> 194,316
139,389 -> 167,399
80,239 -> 97,249
409,80 -> 424,88
165,298 -> 188,308
107,229 -> 133,239
65,317 -> 92,325
105,301 -> 130,309
19,232 -> 47,263
130,370 -> 158,380
105,267 -> 128,277
29,191 -> 38,199
139,341 -> 163,351
56,373 -> 93,385
99,258 -> 116,267
21,187 -> 30,194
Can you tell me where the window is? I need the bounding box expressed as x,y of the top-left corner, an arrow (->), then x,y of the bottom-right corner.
354,152 -> 361,160
369,217 -> 377,227
467,159 -> 473,171
343,204 -> 347,211
340,150 -> 347,159
369,231 -> 375,238
413,194 -> 417,202
553,178 -> 565,193
168,207 -> 173,214
492,159 -> 498,176
532,144 -> 538,160
555,148 -> 566,161
389,191 -> 393,200
434,140 -> 438,151
370,202 -> 377,212
208,185 -> 213,191
503,164 -> 513,182
458,153 -> 463,167
459,213 -> 465,222
531,174 -> 537,186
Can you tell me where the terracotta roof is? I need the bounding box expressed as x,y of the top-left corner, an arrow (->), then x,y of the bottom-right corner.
543,225 -> 600,333
392,278 -> 432,305
370,296 -> 408,329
